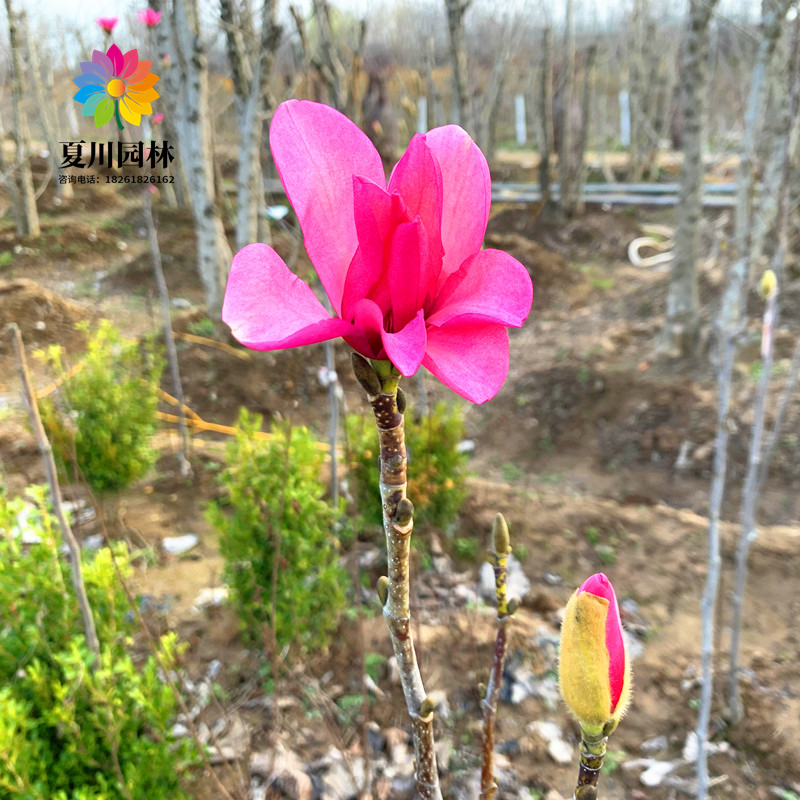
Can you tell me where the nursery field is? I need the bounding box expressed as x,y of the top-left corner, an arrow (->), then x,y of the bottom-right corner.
2,172 -> 800,800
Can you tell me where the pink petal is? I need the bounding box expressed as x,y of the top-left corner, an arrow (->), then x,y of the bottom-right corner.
422,322 -> 509,404
352,299 -> 427,377
107,44 -> 124,76
270,100 -> 386,316
92,49 -> 114,77
222,243 -> 353,350
428,249 -> 533,328
387,134 -> 444,289
578,573 -> 626,711
341,178 -> 393,320
387,217 -> 428,330
424,125 -> 490,284
121,49 -> 139,79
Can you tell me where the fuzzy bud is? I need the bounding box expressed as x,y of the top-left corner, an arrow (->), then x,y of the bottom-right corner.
559,573 -> 631,730
394,498 -> 414,528
377,576 -> 389,606
492,513 -> 511,557
396,386 -> 407,414
419,696 -> 435,717
759,269 -> 777,300
351,353 -> 381,396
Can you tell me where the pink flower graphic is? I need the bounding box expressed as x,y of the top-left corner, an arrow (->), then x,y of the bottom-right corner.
153,112 -> 164,124
138,8 -> 162,26
96,16 -> 118,33
223,100 -> 533,403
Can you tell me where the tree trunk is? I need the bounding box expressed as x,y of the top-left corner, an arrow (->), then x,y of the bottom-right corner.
695,4 -> 792,798
662,0 -> 720,358
149,4 -> 191,208
3,0 -> 40,237
444,0 -> 471,129
574,44 -> 598,217
559,0 -> 578,217
163,0 -> 233,316
538,26 -> 555,213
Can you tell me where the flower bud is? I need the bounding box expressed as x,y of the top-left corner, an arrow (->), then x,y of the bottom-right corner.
559,573 -> 631,730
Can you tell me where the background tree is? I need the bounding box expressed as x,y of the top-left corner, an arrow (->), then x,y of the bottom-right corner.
662,0 -> 721,358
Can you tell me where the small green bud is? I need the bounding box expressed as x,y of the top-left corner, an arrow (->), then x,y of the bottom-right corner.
492,513 -> 511,556
396,386 -> 407,414
351,353 -> 381,395
377,576 -> 389,606
507,598 -> 519,615
419,696 -> 435,717
394,497 -> 414,527
477,682 -> 487,698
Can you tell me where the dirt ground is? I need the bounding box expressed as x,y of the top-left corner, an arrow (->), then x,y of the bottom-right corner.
1,179 -> 799,800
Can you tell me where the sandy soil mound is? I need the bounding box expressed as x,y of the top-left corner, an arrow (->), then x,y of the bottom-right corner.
0,279 -> 91,356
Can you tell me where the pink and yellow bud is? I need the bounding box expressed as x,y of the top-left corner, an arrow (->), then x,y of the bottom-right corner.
559,573 -> 631,732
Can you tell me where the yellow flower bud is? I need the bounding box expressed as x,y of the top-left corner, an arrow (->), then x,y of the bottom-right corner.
559,573 -> 632,731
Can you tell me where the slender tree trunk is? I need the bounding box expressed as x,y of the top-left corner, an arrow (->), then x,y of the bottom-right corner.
559,0 -> 578,217
538,26 -> 555,213
43,64 -> 74,202
3,0 -> 40,237
445,0 -> 471,129
727,12 -> 799,728
312,0 -> 346,111
160,0 -> 233,316
696,4 -> 792,798
662,0 -> 720,357
424,37 -> 446,128
574,44 -> 598,217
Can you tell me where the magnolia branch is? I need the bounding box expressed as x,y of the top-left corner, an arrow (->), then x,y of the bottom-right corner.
352,354 -> 442,800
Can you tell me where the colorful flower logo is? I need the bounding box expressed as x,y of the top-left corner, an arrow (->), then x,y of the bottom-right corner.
72,45 -> 159,131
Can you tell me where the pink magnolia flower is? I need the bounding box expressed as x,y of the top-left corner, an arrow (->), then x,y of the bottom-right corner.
138,8 -> 162,25
96,16 -> 118,33
152,112 -> 164,124
223,100 -> 533,404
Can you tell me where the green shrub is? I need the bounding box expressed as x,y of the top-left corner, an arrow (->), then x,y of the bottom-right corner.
0,486 -> 194,799
207,410 -> 348,652
38,320 -> 163,493
345,401 -> 468,530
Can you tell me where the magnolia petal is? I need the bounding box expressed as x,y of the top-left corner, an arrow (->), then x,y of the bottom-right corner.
422,322 -> 509,404
270,100 -> 385,315
108,44 -> 124,76
352,299 -> 426,377
74,85 -> 104,104
129,73 -> 159,91
424,125 -> 490,283
387,134 -> 444,281
73,73 -> 104,89
81,92 -> 105,116
387,217 -> 428,330
125,60 -> 152,86
121,49 -> 139,79
222,243 -> 352,350
579,573 -> 627,713
94,96 -> 116,128
120,99 -> 141,127
92,49 -> 114,76
428,248 -> 533,328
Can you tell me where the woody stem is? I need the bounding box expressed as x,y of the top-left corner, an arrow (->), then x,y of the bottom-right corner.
353,355 -> 442,800
573,727 -> 607,800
